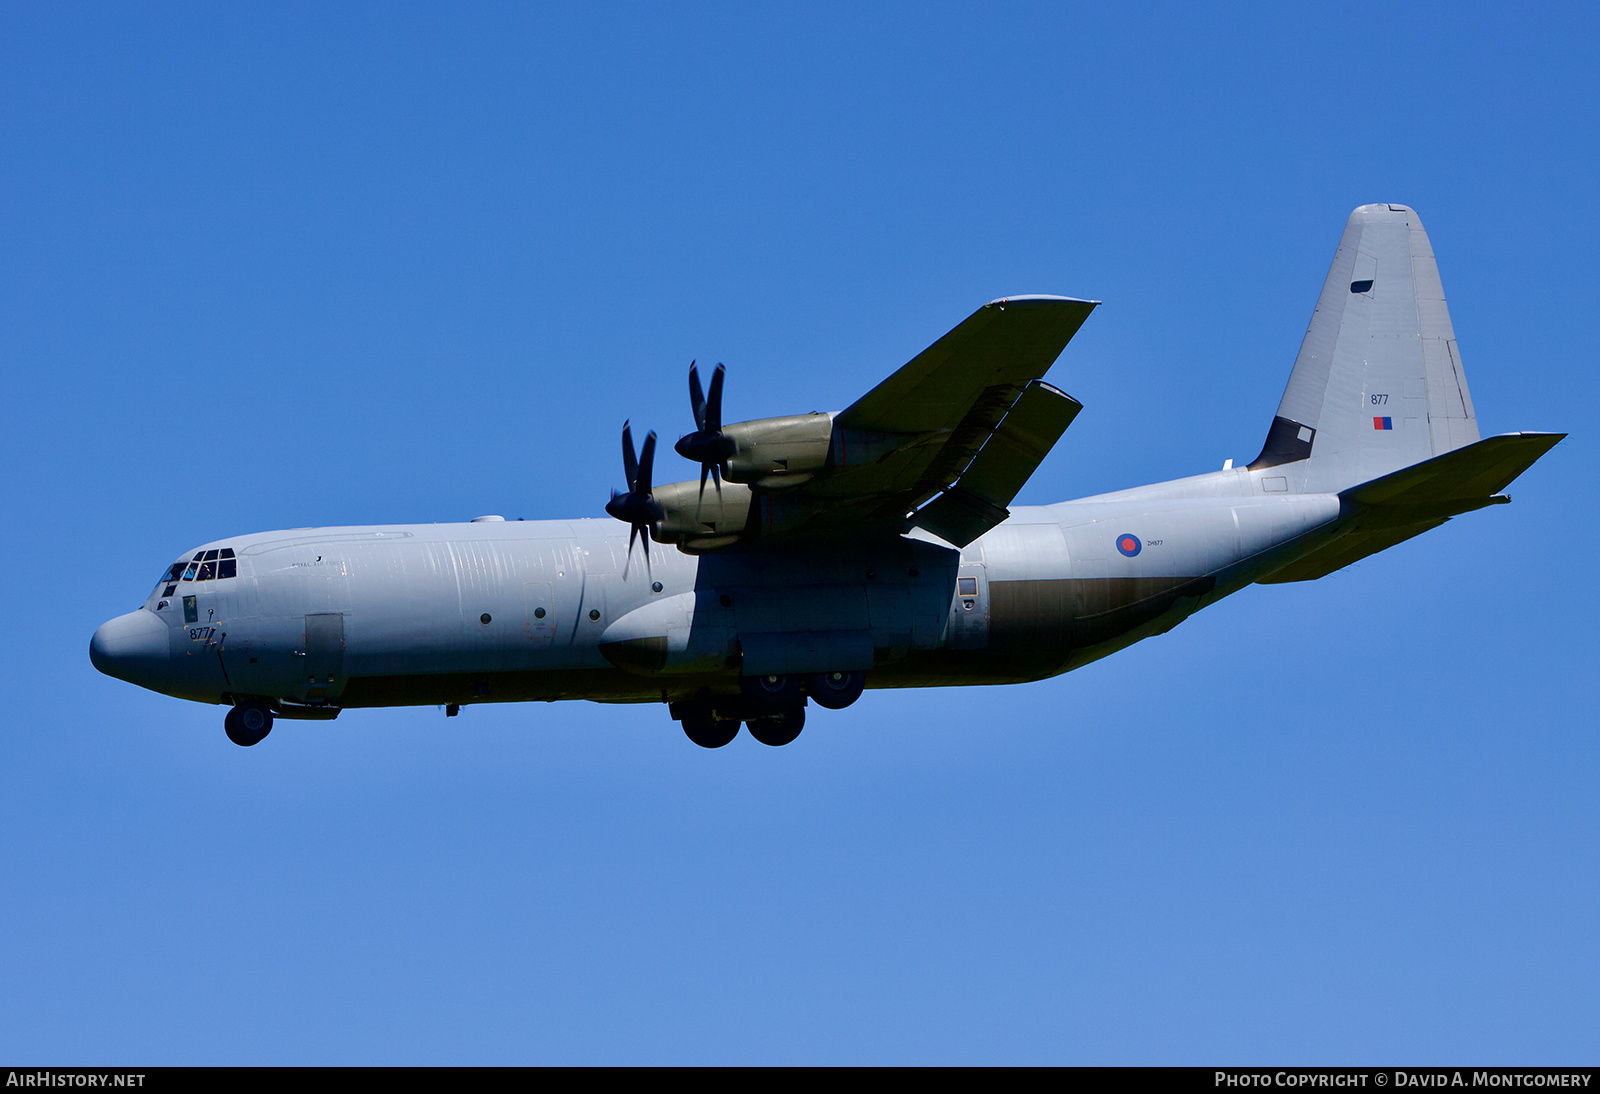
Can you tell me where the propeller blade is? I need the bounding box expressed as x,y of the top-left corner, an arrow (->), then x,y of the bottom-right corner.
705,363 -> 725,434
637,430 -> 656,493
623,516 -> 654,580
688,361 -> 706,433
621,420 -> 638,493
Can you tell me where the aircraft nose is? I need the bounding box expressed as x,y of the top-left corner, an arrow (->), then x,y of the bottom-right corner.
90,609 -> 171,693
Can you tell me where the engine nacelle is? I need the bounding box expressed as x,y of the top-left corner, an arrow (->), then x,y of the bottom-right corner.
723,413 -> 834,487
652,480 -> 753,552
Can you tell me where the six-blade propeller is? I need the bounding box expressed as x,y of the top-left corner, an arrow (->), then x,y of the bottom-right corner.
674,361 -> 738,509
604,421 -> 665,577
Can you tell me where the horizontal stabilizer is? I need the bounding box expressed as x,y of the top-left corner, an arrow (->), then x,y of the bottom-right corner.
1341,431 -> 1565,510
1260,431 -> 1564,583
1257,518 -> 1453,585
912,381 -> 1083,547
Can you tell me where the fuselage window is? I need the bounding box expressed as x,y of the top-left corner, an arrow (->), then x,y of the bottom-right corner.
218,558 -> 237,578
958,577 -> 978,595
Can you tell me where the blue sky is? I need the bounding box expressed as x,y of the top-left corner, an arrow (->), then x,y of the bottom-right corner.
2,2 -> 1595,1064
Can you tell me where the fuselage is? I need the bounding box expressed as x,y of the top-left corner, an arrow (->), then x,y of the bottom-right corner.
91,465 -> 1344,711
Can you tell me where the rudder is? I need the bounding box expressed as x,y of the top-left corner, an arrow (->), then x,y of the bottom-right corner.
1251,204 -> 1479,492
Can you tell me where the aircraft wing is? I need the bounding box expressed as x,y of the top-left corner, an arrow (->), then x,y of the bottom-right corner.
652,295 -> 1098,551
791,296 -> 1095,533
838,296 -> 1097,436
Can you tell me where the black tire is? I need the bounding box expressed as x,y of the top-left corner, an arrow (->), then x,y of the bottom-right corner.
224,704 -> 274,747
746,707 -> 804,747
740,673 -> 802,711
806,670 -> 865,710
681,708 -> 741,749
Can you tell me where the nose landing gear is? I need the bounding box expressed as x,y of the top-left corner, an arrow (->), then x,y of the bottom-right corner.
224,703 -> 274,747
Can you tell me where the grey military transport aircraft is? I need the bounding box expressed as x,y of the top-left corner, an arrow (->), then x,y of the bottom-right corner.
92,204 -> 1562,748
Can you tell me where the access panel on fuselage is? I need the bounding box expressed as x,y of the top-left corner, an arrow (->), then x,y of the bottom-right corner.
944,557 -> 989,650
302,612 -> 346,703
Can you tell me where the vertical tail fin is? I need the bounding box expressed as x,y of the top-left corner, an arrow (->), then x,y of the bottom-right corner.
1250,204 -> 1479,492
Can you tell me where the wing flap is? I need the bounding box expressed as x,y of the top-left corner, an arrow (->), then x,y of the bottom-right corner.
912,381 -> 1084,546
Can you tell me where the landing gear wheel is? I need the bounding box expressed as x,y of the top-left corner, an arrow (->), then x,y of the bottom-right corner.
740,673 -> 802,711
746,706 -> 805,747
806,670 -> 865,710
681,708 -> 741,749
225,704 -> 274,747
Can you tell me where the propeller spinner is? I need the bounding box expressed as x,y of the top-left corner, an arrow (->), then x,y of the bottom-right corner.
604,421 -> 665,577
674,361 -> 738,507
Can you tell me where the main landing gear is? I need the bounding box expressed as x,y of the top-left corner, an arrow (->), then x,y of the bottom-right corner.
224,703 -> 274,747
805,670 -> 865,710
680,705 -> 743,749
745,708 -> 805,747
671,670 -> 865,749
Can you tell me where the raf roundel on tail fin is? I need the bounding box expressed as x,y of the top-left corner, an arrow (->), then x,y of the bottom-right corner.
1250,204 -> 1480,493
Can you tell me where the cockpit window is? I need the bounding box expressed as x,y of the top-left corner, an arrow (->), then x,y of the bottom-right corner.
171,547 -> 237,584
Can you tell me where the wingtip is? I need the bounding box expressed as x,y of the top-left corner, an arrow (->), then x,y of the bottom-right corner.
984,294 -> 1101,308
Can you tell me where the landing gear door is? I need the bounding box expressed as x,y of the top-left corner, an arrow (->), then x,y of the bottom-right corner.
301,612 -> 346,703
945,559 -> 989,649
